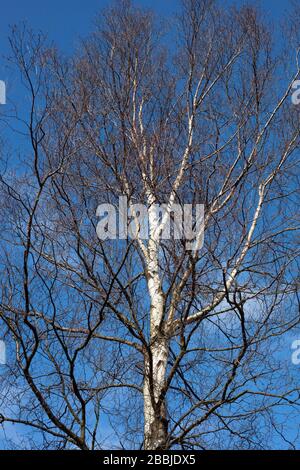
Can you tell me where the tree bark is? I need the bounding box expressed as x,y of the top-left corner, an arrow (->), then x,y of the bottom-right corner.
143,220 -> 169,449
143,330 -> 169,450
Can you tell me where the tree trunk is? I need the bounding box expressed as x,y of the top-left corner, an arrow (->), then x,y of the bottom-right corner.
143,204 -> 169,449
143,332 -> 169,449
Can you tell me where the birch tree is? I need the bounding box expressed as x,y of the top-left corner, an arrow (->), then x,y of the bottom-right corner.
0,0 -> 299,450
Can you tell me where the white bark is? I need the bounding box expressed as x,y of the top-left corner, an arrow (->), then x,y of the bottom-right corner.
143,201 -> 169,450
143,335 -> 168,449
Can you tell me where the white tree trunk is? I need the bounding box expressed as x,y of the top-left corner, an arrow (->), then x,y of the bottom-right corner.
143,325 -> 169,450
143,203 -> 169,449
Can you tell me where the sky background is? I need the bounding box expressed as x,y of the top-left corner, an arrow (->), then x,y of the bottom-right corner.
0,1 -> 291,58
0,0 -> 292,118
0,0 -> 299,450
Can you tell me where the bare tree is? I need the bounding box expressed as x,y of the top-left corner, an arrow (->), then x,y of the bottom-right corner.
0,0 -> 299,450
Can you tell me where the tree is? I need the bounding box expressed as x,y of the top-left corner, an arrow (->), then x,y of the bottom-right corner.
0,0 -> 299,450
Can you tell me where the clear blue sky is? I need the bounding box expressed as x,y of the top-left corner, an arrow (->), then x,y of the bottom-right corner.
0,0 -> 290,92
0,1 -> 289,55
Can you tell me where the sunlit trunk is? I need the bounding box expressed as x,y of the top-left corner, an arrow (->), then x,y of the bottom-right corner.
143,204 -> 169,449
143,324 -> 169,450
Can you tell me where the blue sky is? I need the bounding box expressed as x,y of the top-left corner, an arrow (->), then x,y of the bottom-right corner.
0,1 -> 290,57
0,0 -> 291,108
